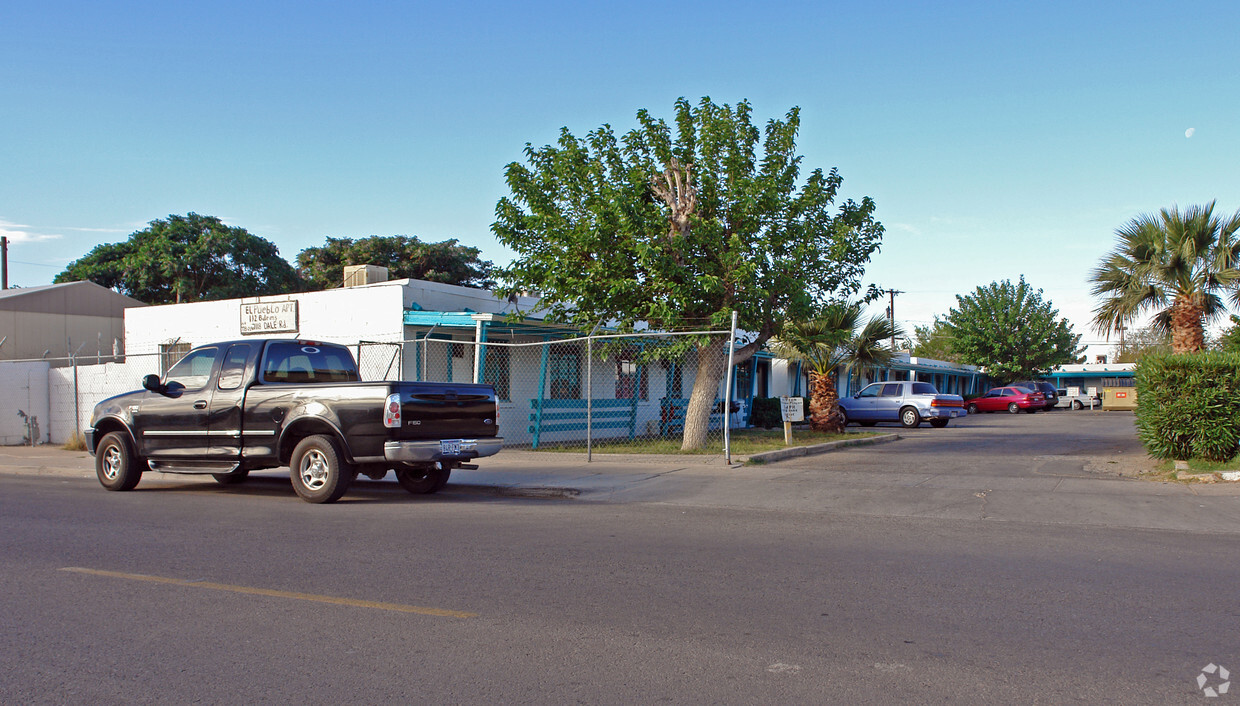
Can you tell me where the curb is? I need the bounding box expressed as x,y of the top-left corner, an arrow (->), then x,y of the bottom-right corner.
745,433 -> 901,464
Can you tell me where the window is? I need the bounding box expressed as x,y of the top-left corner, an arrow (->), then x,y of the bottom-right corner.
880,383 -> 903,397
666,361 -> 683,398
160,341 -> 192,376
217,344 -> 252,390
858,384 -> 881,398
549,345 -> 582,400
616,358 -> 649,400
165,347 -> 219,391
911,382 -> 937,395
261,343 -> 360,383
482,340 -> 510,401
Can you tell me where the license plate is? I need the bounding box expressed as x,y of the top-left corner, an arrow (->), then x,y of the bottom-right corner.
440,440 -> 475,455
951,411 -> 959,417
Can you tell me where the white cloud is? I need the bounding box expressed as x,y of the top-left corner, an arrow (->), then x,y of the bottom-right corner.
0,219 -> 61,243
889,222 -> 923,236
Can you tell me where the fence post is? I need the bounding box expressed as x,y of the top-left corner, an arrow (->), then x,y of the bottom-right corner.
724,311 -> 738,465
586,335 -> 593,462
72,352 -> 81,444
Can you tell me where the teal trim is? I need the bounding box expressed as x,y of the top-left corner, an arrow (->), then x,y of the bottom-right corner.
476,321 -> 489,384
403,311 -> 477,327
532,336 -> 551,449
793,360 -> 803,397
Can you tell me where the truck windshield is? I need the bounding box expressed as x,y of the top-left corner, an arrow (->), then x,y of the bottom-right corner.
261,343 -> 360,384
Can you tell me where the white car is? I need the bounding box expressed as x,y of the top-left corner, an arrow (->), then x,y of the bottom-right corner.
838,381 -> 967,428
1056,388 -> 1101,410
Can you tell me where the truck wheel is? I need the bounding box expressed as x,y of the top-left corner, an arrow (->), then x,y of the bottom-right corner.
900,407 -> 921,428
290,435 -> 351,504
929,419 -> 949,428
1072,400 -> 1082,410
395,464 -> 450,495
213,470 -> 249,485
96,431 -> 142,491
1007,403 -> 1020,414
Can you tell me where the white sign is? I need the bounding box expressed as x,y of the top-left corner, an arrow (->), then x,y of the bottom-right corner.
780,396 -> 804,422
241,301 -> 299,335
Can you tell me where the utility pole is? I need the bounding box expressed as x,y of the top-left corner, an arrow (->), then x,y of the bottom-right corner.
2,236 -> 8,289
886,288 -> 904,349
1115,325 -> 1127,358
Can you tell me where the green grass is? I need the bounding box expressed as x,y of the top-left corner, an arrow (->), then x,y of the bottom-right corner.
1153,458 -> 1240,474
534,427 -> 870,455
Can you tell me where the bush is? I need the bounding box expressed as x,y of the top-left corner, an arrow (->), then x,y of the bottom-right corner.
1134,352 -> 1240,462
749,397 -> 782,429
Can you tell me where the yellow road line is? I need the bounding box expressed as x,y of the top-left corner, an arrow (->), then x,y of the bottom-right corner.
60,567 -> 477,619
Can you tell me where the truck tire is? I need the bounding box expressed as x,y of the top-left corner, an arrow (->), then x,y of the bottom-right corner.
213,470 -> 250,485
395,464 -> 450,495
290,435 -> 351,504
96,431 -> 143,491
900,407 -> 921,428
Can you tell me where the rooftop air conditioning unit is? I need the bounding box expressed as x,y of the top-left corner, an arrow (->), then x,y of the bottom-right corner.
343,264 -> 389,288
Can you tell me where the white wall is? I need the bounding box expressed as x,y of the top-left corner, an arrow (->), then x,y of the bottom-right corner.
125,284 -> 408,355
0,362 -> 50,445
47,357 -> 155,444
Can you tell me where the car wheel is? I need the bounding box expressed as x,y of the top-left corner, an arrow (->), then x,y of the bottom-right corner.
1072,400 -> 1082,410
96,431 -> 143,491
929,419 -> 949,428
290,435 -> 352,504
212,470 -> 250,485
967,403 -> 979,414
395,464 -> 450,495
900,407 -> 921,428
837,407 -> 849,426
1007,402 -> 1020,414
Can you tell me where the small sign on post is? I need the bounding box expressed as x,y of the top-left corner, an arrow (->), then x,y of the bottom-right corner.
779,396 -> 804,445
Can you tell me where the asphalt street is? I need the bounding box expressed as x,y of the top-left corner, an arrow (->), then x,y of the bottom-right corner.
1,411 -> 1238,703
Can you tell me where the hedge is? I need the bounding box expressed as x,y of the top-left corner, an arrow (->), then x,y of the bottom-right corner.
749,396 -> 808,429
1134,352 -> 1240,462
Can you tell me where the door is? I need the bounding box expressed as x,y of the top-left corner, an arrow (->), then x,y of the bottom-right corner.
874,382 -> 906,421
848,383 -> 883,420
134,346 -> 220,460
208,343 -> 257,459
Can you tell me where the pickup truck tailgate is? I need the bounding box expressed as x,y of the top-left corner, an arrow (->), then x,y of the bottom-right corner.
393,382 -> 498,439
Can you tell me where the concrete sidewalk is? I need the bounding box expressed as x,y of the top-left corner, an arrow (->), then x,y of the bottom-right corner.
3,441 -> 1239,534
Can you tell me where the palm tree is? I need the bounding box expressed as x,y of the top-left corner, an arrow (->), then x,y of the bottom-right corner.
772,303 -> 902,434
1091,202 -> 1240,353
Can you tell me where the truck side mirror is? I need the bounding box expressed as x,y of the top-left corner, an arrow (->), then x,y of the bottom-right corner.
142,374 -> 163,394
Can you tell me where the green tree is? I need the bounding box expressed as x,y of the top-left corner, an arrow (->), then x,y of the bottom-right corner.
1113,325 -> 1172,363
1216,315 -> 1240,352
771,304 -> 900,433
1090,201 -> 1240,353
296,235 -> 495,290
945,277 -> 1083,383
908,318 -> 959,362
55,213 -> 300,304
493,97 -> 884,449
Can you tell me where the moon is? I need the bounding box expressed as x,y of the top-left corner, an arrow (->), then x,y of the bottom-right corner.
1186,128 -> 1196,138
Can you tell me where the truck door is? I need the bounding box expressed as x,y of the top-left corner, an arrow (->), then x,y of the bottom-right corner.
134,346 -> 220,459
208,343 -> 257,459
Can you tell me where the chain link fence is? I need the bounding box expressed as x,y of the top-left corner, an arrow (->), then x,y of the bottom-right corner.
0,329 -> 741,456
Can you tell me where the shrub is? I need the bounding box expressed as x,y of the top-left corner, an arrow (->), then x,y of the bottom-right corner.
1134,352 -> 1240,462
749,397 -> 782,429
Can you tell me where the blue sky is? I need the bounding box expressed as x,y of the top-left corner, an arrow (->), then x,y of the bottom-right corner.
3,1 -> 1237,358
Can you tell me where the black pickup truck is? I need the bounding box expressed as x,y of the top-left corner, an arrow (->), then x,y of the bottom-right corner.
86,339 -> 503,503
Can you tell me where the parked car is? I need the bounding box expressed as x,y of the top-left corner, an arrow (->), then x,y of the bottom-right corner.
965,386 -> 1046,414
1056,387 -> 1102,410
1012,380 -> 1059,410
86,339 -> 503,504
838,381 -> 967,428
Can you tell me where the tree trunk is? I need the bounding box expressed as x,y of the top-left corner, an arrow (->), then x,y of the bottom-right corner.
681,338 -> 729,451
808,371 -> 844,433
1170,297 -> 1206,353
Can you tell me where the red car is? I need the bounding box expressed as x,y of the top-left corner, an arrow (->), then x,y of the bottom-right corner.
966,386 -> 1046,414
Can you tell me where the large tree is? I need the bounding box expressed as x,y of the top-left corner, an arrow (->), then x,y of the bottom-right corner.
55,213 -> 300,304
296,235 -> 495,290
493,97 -> 883,449
1112,325 -> 1172,363
1090,202 -> 1240,353
908,318 -> 959,362
945,277 -> 1083,383
771,304 -> 900,433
